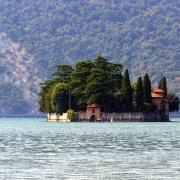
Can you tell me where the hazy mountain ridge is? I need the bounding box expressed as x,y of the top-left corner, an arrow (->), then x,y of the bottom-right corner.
0,32 -> 43,114
0,0 -> 179,114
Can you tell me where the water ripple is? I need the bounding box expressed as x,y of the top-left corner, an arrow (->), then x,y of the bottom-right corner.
0,118 -> 180,179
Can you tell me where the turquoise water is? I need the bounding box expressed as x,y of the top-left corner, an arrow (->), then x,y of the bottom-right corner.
0,118 -> 180,179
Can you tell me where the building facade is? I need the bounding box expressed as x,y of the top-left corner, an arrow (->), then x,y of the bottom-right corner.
151,89 -> 169,121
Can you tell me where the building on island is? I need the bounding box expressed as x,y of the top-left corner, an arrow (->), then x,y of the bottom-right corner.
48,88 -> 169,122
86,104 -> 102,122
151,89 -> 169,121
47,113 -> 71,122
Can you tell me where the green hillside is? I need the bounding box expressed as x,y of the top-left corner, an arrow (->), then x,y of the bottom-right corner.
0,0 -> 179,114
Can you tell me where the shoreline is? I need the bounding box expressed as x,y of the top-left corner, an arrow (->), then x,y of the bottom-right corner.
0,114 -> 179,119
0,115 -> 46,118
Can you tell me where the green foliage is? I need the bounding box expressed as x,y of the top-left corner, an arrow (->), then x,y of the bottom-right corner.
67,109 -> 74,120
44,87 -> 54,113
142,103 -> 152,113
38,79 -> 58,113
85,56 -> 112,107
51,83 -> 69,113
113,91 -> 124,112
167,93 -> 179,112
158,77 -> 167,96
39,56 -> 179,114
107,62 -> 123,92
85,55 -> 123,112
121,69 -> 133,111
70,60 -> 94,109
52,64 -> 73,83
135,77 -> 144,111
143,73 -> 152,105
39,56 -> 123,113
38,87 -> 46,113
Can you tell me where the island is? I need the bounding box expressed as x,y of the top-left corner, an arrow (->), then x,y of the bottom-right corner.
39,56 -> 179,122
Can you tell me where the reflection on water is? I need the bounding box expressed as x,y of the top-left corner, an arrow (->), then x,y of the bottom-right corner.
0,118 -> 180,179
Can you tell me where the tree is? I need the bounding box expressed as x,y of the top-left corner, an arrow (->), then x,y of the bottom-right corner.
52,64 -> 73,83
70,60 -> 94,109
135,77 -> 144,111
44,86 -> 54,113
38,84 -> 46,113
70,56 -> 123,112
107,62 -> 123,91
51,83 -> 69,114
158,77 -> 167,96
39,57 -> 179,115
85,56 -> 111,107
39,57 -> 123,113
143,73 -> 152,105
113,91 -> 124,112
167,93 -> 179,112
39,79 -> 57,113
121,69 -> 133,111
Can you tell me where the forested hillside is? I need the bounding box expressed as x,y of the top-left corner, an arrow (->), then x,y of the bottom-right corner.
0,33 -> 43,114
0,0 -> 179,114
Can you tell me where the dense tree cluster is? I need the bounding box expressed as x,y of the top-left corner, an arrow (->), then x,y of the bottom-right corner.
39,56 -> 179,114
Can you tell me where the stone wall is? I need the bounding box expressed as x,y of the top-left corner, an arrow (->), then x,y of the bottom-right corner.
102,112 -> 169,122
48,112 -> 169,122
48,113 -> 70,122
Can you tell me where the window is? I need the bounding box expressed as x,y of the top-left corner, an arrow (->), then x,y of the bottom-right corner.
92,109 -> 95,113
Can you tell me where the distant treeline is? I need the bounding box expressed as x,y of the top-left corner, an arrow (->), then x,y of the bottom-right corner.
39,56 -> 179,114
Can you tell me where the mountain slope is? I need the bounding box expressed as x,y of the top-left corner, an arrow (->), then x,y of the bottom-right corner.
118,3 -> 180,96
0,0 -> 179,114
0,33 -> 43,114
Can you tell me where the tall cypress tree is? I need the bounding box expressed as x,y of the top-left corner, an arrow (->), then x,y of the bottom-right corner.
143,73 -> 152,104
121,69 -> 133,111
158,77 -> 167,96
135,77 -> 144,111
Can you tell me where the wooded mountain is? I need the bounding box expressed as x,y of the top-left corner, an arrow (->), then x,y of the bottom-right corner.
0,0 -> 179,114
0,33 -> 43,114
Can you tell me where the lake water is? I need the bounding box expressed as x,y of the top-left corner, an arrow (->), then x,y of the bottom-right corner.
0,118 -> 180,180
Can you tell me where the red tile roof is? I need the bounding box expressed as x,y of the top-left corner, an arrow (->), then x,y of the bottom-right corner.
151,92 -> 163,98
87,104 -> 101,108
153,89 -> 165,93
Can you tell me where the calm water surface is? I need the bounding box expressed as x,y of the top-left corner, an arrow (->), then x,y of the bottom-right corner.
0,118 -> 180,180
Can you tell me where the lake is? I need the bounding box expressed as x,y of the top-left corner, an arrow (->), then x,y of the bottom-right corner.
0,117 -> 180,179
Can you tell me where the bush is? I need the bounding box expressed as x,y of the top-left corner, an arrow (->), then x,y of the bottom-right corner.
167,93 -> 179,112
51,83 -> 69,113
67,109 -> 74,120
